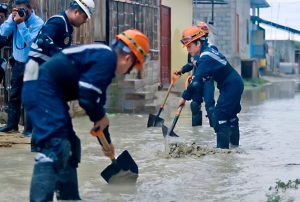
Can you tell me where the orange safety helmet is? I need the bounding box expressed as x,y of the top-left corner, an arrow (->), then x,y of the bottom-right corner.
181,26 -> 206,47
197,21 -> 209,35
115,29 -> 150,71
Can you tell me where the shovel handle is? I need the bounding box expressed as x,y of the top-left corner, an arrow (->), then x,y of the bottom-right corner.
91,129 -> 115,160
176,105 -> 184,115
160,74 -> 181,108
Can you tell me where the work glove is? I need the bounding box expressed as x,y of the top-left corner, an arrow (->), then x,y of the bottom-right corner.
178,97 -> 186,107
93,115 -> 109,132
174,69 -> 183,76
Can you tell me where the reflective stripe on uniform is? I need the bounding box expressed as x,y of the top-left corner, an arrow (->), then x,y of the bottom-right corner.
200,51 -> 227,66
79,81 -> 102,95
62,44 -> 112,55
28,50 -> 51,62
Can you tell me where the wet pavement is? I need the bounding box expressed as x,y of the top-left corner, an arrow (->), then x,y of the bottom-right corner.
0,79 -> 300,202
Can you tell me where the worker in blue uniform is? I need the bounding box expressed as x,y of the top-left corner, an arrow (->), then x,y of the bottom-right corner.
29,0 -> 95,64
22,0 -> 95,138
22,29 -> 150,201
26,0 -> 96,139
0,0 -> 43,134
178,26 -> 244,149
175,21 -> 216,127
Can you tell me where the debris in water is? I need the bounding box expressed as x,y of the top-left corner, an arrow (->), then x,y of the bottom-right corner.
166,142 -> 242,158
266,179 -> 300,202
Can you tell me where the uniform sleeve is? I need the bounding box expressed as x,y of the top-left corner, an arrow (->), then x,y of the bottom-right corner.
181,54 -> 213,100
78,50 -> 116,122
0,15 -> 15,37
181,63 -> 193,74
35,18 -> 65,55
17,17 -> 44,47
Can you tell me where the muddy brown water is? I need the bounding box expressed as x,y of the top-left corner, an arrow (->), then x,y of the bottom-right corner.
0,81 -> 300,202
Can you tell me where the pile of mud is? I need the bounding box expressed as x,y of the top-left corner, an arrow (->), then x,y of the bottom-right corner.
0,133 -> 30,147
166,142 -> 242,158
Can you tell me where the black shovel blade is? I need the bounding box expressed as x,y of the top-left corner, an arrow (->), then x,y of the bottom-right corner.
147,114 -> 164,127
162,125 -> 179,137
101,150 -> 138,184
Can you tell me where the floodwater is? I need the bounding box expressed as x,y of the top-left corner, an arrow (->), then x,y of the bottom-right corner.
1,80 -> 300,202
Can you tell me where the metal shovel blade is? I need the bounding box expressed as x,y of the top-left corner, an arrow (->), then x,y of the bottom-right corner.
101,150 -> 138,184
162,125 -> 179,137
147,114 -> 164,127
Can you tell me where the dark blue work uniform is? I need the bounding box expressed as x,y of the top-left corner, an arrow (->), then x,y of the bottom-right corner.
28,12 -> 73,63
182,44 -> 244,149
22,44 -> 116,201
23,13 -> 73,138
182,42 -> 216,127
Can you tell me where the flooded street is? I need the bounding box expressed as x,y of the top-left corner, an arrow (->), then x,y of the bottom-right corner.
1,80 -> 300,202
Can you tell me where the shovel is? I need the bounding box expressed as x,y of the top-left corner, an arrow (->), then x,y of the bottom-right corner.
162,105 -> 184,137
147,74 -> 181,127
91,129 -> 138,184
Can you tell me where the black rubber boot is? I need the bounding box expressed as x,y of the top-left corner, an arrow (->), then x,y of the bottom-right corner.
230,117 -> 240,146
216,122 -> 231,149
56,164 -> 81,200
0,109 -> 19,133
30,162 -> 56,202
205,106 -> 215,128
23,110 -> 32,136
190,101 -> 202,126
230,125 -> 240,146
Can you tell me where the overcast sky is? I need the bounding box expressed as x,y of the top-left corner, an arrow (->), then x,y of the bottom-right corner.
259,0 -> 300,41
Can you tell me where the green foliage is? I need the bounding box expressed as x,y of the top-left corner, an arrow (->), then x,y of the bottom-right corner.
243,78 -> 269,89
266,179 -> 300,202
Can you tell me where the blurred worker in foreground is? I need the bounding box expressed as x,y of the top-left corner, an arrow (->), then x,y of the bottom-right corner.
177,25 -> 244,149
22,29 -> 150,201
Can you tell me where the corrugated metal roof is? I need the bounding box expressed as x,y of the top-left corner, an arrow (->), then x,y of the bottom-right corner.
250,0 -> 270,8
193,0 -> 228,5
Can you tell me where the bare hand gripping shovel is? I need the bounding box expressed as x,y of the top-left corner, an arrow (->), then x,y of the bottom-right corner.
91,130 -> 138,184
147,74 -> 181,127
162,106 -> 184,137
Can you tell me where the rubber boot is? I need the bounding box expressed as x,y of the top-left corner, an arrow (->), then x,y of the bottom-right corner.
30,162 -> 56,202
0,108 -> 19,132
216,121 -> 231,149
190,101 -> 202,126
206,106 -> 215,128
230,117 -> 240,146
56,164 -> 81,200
23,110 -> 32,136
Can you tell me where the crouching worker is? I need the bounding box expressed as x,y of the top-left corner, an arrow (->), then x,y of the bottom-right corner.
22,29 -> 150,201
177,26 -> 244,149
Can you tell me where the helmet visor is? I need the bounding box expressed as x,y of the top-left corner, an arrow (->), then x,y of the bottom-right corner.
181,30 -> 204,45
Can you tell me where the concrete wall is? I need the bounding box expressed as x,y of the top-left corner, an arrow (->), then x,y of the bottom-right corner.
266,40 -> 297,71
193,0 -> 252,72
162,0 -> 193,74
